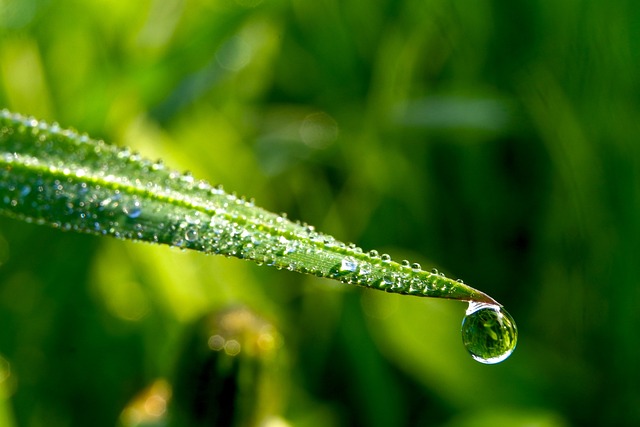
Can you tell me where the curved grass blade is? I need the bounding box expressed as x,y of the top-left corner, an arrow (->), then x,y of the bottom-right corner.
0,110 -> 497,304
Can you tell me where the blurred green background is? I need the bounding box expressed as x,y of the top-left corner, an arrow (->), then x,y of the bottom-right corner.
0,0 -> 638,426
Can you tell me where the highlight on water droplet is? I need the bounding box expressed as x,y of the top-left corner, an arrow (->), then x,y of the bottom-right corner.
461,302 -> 517,364
340,256 -> 358,273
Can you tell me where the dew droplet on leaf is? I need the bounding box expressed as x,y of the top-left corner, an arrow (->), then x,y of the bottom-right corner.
123,201 -> 142,219
340,256 -> 358,273
461,302 -> 517,364
184,228 -> 199,242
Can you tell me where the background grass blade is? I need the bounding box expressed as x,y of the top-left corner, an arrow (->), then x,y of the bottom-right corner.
0,109 -> 496,305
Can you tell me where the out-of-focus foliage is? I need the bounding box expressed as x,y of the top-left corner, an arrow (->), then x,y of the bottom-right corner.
0,0 -> 638,426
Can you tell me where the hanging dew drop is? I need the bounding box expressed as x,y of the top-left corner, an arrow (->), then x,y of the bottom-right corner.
461,302 -> 517,364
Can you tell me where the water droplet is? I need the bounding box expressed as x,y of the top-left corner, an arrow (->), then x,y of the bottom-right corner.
185,228 -> 198,242
123,201 -> 142,219
185,213 -> 202,225
461,302 -> 517,364
180,171 -> 195,185
408,277 -> 424,293
151,160 -> 165,171
339,256 -> 358,273
100,192 -> 121,208
379,274 -> 394,289
380,254 -> 391,262
359,263 -> 372,275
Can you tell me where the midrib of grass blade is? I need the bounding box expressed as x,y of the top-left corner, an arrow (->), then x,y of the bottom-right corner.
0,109 -> 497,305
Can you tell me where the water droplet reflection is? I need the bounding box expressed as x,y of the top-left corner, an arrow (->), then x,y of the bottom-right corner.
461,302 -> 517,364
184,228 -> 198,242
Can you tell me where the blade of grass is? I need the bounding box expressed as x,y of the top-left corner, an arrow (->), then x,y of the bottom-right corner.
0,109 -> 497,304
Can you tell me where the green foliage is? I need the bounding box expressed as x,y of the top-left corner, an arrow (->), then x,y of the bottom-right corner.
0,0 -> 638,426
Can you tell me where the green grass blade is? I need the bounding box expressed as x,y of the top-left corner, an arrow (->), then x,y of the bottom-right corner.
0,110 -> 497,304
